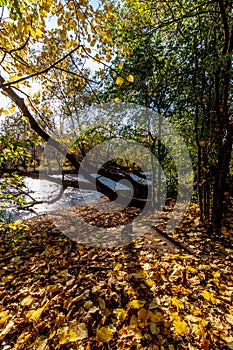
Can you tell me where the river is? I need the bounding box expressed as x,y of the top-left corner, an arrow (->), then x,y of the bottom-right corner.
0,174 -> 131,222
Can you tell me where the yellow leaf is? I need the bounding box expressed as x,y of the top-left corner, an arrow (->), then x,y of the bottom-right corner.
69,330 -> 79,342
26,306 -> 45,322
37,339 -> 48,350
21,295 -> 34,306
148,311 -> 164,323
137,308 -> 148,328
33,92 -> 41,99
135,271 -> 145,279
154,238 -> 162,242
58,326 -> 69,345
127,300 -> 145,309
145,278 -> 155,287
202,290 -> 217,304
114,263 -> 122,271
98,298 -> 105,310
116,77 -> 124,86
150,322 -> 160,335
0,320 -> 14,339
199,140 -> 208,147
170,312 -> 180,321
0,310 -> 9,326
15,219 -> 22,226
65,40 -> 72,50
172,297 -> 184,309
2,275 -> 14,282
114,308 -> 128,322
49,330 -> 56,339
96,326 -> 114,342
118,62 -> 124,70
114,97 -> 119,103
126,74 -> 134,82
32,27 -> 43,38
173,319 -> 190,336
46,285 -> 58,294
7,105 -> 16,114
8,219 -> 22,230
16,332 -> 31,344
21,116 -> 28,122
130,315 -> 138,328
57,324 -> 86,344
226,314 -> 233,326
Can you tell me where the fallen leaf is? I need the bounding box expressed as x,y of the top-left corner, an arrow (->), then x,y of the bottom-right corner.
202,290 -> 217,304
137,308 -> 148,328
21,295 -> 34,306
0,320 -> 14,340
172,297 -> 184,309
114,308 -> 128,322
149,322 -> 160,335
75,323 -> 88,340
226,314 -> 233,326
148,311 -> 164,322
69,330 -> 79,342
96,326 -> 114,342
37,339 -> 48,350
0,310 -> 9,326
173,318 -> 190,336
127,300 -> 145,309
26,306 -> 45,322
114,263 -> 123,271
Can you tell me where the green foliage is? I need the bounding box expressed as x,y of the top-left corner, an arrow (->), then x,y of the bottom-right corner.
98,0 -> 233,227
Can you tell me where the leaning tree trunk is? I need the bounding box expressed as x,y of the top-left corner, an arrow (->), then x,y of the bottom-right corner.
0,75 -> 150,209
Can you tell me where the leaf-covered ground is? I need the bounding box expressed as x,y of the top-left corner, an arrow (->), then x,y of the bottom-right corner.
0,201 -> 232,350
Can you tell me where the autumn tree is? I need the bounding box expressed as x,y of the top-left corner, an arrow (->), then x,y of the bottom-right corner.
100,0 -> 233,231
0,0 -> 125,202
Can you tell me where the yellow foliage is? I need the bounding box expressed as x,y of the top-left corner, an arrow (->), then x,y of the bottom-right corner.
21,295 -> 34,306
26,306 -> 45,322
116,76 -> 124,86
127,300 -> 145,309
8,220 -> 22,230
202,290 -> 217,304
114,308 -> 128,322
126,74 -> 134,82
0,310 -> 9,326
173,318 -> 190,336
137,308 -> 148,328
96,326 -> 114,342
172,296 -> 185,309
148,311 -> 164,323
57,323 -> 88,344
114,263 -> 123,271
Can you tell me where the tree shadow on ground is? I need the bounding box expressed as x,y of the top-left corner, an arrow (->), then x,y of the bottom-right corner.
1,205 -> 232,349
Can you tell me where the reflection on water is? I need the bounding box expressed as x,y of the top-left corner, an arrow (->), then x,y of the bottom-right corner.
1,176 -> 102,221
1,173 -> 150,222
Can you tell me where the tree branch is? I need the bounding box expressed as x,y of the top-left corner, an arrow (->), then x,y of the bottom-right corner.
1,45 -> 82,87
